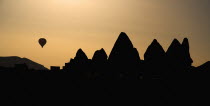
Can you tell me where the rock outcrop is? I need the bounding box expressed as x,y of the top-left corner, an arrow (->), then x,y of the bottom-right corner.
166,38 -> 193,70
74,49 -> 89,64
182,38 -> 193,67
108,32 -> 141,79
92,48 -> 108,79
108,32 -> 141,65
144,39 -> 165,61
64,49 -> 91,73
143,39 -> 166,79
92,48 -> 107,64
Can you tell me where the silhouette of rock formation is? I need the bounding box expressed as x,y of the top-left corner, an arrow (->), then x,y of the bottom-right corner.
166,39 -> 182,60
64,49 -> 90,70
166,39 -> 193,70
92,48 -> 107,64
182,38 -> 193,67
108,32 -> 141,79
0,56 -> 48,70
92,48 -> 108,79
143,39 -> 166,79
63,49 -> 92,79
108,32 -> 141,64
74,49 -> 89,63
144,39 -> 165,61
67,49 -> 87,65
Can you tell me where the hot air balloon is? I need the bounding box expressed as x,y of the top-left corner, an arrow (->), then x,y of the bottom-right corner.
38,38 -> 47,48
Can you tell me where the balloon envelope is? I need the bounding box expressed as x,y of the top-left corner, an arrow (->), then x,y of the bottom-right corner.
39,38 -> 47,48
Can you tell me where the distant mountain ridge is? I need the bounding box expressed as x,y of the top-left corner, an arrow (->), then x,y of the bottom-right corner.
0,56 -> 48,70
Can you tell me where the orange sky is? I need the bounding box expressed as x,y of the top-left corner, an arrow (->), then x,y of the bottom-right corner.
0,0 -> 209,68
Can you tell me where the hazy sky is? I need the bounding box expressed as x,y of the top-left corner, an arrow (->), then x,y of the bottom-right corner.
0,0 -> 209,68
